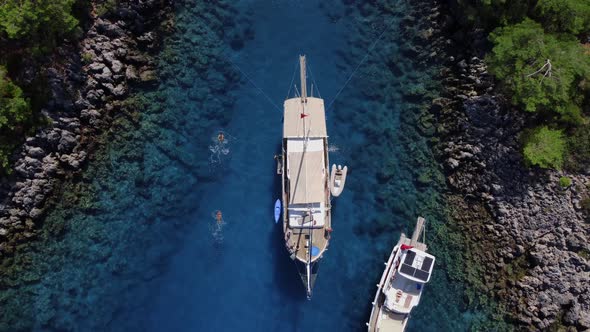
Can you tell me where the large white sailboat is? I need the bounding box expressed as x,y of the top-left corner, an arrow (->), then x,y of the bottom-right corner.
277,55 -> 345,299
367,217 -> 435,331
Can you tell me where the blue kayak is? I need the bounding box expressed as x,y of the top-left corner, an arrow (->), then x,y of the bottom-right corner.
274,199 -> 281,223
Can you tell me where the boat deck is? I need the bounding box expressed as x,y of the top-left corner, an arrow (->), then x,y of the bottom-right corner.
282,95 -> 331,264
376,311 -> 407,332
285,222 -> 330,262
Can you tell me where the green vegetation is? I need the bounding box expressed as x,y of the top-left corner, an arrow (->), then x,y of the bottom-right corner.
535,0 -> 590,34
0,66 -> 32,172
559,176 -> 571,188
96,0 -> 118,17
0,0 -> 89,173
487,19 -> 590,119
0,0 -> 79,50
455,0 -> 590,171
81,52 -> 93,63
566,124 -> 590,172
523,126 -> 566,169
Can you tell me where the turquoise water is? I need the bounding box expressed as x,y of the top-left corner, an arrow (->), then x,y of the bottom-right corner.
0,1 -> 493,331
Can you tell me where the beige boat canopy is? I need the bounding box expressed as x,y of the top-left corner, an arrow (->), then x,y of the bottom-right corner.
283,97 -> 328,138
287,139 -> 325,204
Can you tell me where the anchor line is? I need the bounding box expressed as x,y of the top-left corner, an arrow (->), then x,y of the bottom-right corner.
326,15 -> 397,111
225,57 -> 282,112
199,23 -> 283,113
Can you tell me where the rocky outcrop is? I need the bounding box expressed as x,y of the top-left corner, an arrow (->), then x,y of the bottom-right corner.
434,55 -> 590,330
0,0 -> 172,257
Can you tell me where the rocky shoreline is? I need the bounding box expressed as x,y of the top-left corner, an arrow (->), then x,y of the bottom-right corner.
434,45 -> 590,329
0,0 -> 173,258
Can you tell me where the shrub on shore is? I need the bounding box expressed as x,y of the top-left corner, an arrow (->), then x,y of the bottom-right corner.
559,176 -> 572,188
462,0 -> 590,173
0,66 -> 31,173
523,126 -> 566,170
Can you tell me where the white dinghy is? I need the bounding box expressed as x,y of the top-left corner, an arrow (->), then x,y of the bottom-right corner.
330,164 -> 347,197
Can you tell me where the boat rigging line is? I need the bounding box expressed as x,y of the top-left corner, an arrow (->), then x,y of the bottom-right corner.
307,62 -> 322,99
199,11 -> 397,116
285,58 -> 299,100
225,57 -> 283,112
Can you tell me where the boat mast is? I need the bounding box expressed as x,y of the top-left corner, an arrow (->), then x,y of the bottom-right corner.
300,54 -> 313,299
299,55 -> 307,103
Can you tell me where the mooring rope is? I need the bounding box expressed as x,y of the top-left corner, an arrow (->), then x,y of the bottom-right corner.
225,56 -> 283,112
199,23 -> 283,113
326,16 -> 397,111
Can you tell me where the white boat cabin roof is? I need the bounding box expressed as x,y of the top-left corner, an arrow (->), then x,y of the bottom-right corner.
283,97 -> 327,138
287,202 -> 326,228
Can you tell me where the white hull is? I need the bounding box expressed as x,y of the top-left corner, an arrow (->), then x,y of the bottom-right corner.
367,244 -> 408,332
367,217 -> 434,332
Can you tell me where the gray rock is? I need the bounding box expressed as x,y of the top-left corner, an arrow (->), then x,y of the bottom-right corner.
94,66 -> 113,83
89,62 -> 106,72
446,158 -> 459,169
80,109 -> 102,125
125,65 -> 138,81
47,129 -> 61,146
27,146 -> 45,158
59,152 -> 86,169
139,69 -> 157,82
42,154 -> 59,175
29,208 -> 43,219
102,51 -> 116,65
112,84 -> 127,97
111,60 -> 123,73
86,89 -> 105,102
58,131 -> 77,153
96,19 -> 125,38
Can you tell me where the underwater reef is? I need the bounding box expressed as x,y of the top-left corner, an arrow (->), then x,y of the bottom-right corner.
322,0 -> 505,329
0,0 -> 251,330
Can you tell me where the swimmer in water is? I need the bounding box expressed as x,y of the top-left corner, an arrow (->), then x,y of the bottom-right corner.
217,132 -> 225,144
211,210 -> 225,243
215,210 -> 223,225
